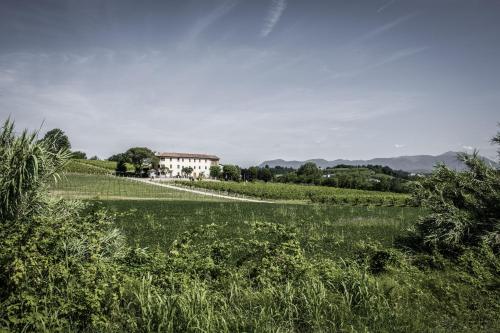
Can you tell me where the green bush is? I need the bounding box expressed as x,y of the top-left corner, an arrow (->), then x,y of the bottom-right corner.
411,152 -> 500,253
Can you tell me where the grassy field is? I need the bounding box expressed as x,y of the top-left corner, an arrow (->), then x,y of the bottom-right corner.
175,180 -> 412,206
96,200 -> 422,258
50,173 -> 226,201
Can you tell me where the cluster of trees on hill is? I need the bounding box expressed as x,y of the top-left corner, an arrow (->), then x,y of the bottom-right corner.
107,147 -> 158,175
213,162 -> 412,193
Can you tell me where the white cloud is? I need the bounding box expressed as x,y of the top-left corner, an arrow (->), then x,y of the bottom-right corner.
394,144 -> 405,148
260,0 -> 287,37
462,145 -> 473,150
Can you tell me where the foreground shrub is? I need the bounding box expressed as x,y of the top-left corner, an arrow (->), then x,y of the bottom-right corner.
411,152 -> 500,253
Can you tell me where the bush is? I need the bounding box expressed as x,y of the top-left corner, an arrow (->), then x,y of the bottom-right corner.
410,152 -> 500,253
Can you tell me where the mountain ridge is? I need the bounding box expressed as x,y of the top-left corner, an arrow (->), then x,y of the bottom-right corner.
259,152 -> 498,173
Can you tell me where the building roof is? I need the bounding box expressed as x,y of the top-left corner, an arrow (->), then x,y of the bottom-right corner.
156,152 -> 220,160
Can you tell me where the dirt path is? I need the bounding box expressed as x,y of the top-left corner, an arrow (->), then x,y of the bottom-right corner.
131,178 -> 274,203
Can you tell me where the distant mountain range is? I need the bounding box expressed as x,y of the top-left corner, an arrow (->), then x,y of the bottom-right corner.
259,152 -> 499,173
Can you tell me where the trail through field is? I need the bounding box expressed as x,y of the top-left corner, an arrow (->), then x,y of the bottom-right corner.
131,178 -> 274,203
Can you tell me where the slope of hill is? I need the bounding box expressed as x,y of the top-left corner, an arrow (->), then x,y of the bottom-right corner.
260,152 -> 498,173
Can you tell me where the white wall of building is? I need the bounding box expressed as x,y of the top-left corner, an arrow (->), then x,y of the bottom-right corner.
158,156 -> 218,177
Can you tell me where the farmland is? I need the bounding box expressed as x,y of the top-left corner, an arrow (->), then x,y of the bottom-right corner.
175,180 -> 412,206
50,173 -> 226,201
64,159 -> 134,175
99,200 -> 421,258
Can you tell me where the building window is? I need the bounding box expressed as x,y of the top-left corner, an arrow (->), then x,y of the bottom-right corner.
205,166 -> 207,170
177,158 -> 179,161
170,164 -> 172,169
170,158 -> 172,162
189,159 -> 191,162
177,165 -> 180,169
182,158 -> 184,162
160,157 -> 165,162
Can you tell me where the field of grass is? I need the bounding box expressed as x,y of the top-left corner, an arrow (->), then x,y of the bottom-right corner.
175,180 -> 412,206
97,200 -> 422,258
50,173 -> 226,201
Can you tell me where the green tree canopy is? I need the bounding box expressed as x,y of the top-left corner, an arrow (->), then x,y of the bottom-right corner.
258,168 -> 273,182
115,158 -> 127,174
297,162 -> 321,177
182,166 -> 194,177
125,147 -> 155,173
71,151 -> 87,159
209,165 -> 221,178
42,128 -> 71,153
222,164 -> 240,181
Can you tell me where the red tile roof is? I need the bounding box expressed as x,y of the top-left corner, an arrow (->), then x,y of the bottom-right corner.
156,152 -> 220,160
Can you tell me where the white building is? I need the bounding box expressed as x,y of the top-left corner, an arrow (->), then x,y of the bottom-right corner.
156,152 -> 220,178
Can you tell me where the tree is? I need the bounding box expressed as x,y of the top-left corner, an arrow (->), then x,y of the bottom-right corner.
210,165 -> 221,179
258,168 -> 273,182
71,151 -> 87,159
182,166 -> 194,177
297,162 -> 321,177
89,155 -> 99,160
42,128 -> 71,153
115,158 -> 127,174
108,153 -> 127,162
125,147 -> 155,174
297,162 -> 322,183
222,164 -> 240,181
248,166 -> 259,181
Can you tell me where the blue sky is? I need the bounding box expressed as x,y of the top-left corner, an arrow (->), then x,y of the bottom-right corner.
0,0 -> 499,166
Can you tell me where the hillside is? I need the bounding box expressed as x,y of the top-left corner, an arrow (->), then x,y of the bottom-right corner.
260,151 -> 498,173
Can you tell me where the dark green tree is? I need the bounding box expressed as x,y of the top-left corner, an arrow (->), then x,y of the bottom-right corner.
182,166 -> 194,177
42,128 -> 71,153
115,158 -> 127,174
209,165 -> 221,179
108,153 -> 127,162
258,168 -> 273,182
125,147 -> 155,174
222,164 -> 240,181
248,166 -> 259,181
297,162 -> 321,177
71,151 -> 87,159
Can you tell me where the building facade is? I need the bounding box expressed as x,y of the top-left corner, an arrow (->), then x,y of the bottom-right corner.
156,152 -> 220,177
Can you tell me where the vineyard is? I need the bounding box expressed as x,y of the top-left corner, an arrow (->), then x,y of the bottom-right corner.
64,159 -> 135,175
175,180 -> 413,206
50,173 -> 225,201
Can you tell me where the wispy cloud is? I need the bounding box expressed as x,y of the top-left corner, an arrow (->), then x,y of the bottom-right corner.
260,0 -> 287,37
328,46 -> 429,80
377,0 -> 396,13
363,13 -> 417,40
394,144 -> 405,148
462,145 -> 473,150
183,1 -> 238,47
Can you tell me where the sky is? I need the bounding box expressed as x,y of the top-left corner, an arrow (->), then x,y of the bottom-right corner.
0,0 -> 499,166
